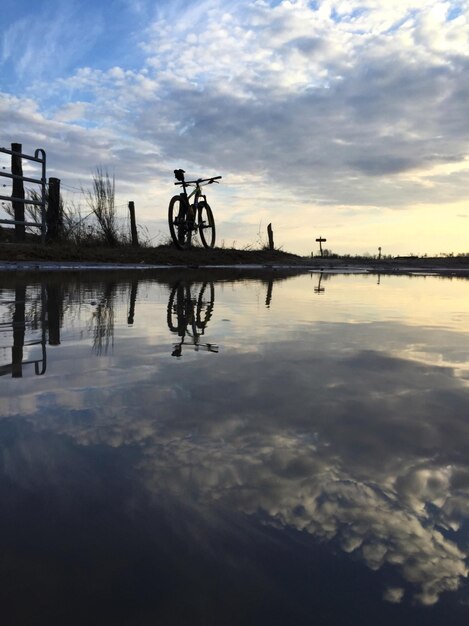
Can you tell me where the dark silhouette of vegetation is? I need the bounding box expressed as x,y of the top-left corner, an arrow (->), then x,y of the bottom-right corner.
88,282 -> 117,355
83,168 -> 119,247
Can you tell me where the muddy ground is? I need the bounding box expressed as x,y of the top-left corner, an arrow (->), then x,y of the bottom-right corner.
1,242 -> 469,274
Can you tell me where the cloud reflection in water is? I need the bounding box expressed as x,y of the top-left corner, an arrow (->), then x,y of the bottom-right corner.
2,272 -> 469,610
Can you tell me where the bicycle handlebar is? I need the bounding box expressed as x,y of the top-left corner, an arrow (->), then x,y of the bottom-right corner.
174,175 -> 222,186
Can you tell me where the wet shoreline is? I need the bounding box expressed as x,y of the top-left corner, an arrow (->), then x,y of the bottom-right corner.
1,260 -> 469,277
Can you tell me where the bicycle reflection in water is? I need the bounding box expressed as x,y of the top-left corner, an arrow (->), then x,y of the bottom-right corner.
167,282 -> 218,357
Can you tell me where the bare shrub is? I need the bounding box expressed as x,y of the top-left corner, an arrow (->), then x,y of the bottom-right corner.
83,168 -> 119,247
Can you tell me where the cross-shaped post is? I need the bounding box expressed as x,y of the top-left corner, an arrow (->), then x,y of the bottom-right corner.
316,235 -> 327,257
314,273 -> 325,294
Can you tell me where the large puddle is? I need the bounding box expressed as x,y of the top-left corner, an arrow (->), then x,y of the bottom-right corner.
1,270 -> 469,624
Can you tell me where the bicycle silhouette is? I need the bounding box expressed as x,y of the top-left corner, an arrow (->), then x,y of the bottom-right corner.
168,169 -> 221,249
167,281 -> 218,357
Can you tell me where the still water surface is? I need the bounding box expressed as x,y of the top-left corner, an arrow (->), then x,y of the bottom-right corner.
1,270 -> 469,625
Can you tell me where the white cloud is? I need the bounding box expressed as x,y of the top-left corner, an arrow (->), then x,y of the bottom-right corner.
383,586 -> 405,603
54,102 -> 89,122
2,0 -> 469,254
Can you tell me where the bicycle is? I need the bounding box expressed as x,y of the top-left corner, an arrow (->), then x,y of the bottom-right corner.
167,281 -> 218,357
168,169 -> 221,249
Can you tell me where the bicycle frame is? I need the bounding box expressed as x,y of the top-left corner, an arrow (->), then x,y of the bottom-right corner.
180,184 -> 202,215
173,184 -> 206,236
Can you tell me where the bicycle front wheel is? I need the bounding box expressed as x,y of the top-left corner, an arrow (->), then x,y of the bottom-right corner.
196,282 -> 215,329
168,195 -> 192,249
198,201 -> 216,248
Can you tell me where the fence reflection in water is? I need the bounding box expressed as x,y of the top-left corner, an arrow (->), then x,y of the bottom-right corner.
0,284 -> 57,378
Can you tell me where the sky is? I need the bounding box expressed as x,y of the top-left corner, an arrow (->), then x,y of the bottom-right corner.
1,0 -> 468,256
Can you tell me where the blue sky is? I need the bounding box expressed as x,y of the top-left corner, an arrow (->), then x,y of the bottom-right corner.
1,0 -> 469,254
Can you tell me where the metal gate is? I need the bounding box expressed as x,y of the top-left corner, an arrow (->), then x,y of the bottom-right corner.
0,145 -> 46,242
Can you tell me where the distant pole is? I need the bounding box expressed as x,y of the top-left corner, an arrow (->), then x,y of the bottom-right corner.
47,177 -> 62,242
316,235 -> 327,257
128,201 -> 139,247
267,223 -> 274,250
378,246 -> 382,260
11,143 -> 25,242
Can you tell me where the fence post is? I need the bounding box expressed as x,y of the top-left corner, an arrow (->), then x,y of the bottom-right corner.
128,201 -> 139,247
267,223 -> 274,250
46,283 -> 61,345
47,177 -> 61,242
12,286 -> 26,377
11,143 -> 25,242
127,280 -> 138,325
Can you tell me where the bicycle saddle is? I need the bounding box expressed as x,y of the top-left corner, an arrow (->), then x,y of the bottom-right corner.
174,169 -> 185,182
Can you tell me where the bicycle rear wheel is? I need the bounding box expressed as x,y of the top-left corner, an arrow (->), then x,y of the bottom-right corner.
198,201 -> 216,248
168,195 -> 193,249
